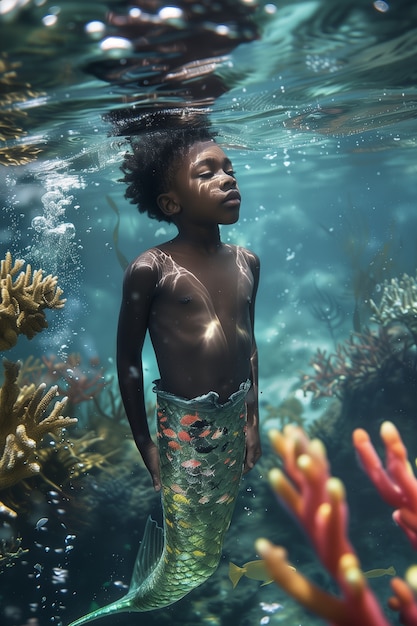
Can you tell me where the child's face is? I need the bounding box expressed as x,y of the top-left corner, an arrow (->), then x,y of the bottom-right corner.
170,141 -> 241,226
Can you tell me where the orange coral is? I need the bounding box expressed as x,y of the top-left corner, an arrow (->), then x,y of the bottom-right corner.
257,424 -> 417,625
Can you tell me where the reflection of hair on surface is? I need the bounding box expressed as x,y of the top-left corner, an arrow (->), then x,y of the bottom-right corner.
0,54 -> 42,166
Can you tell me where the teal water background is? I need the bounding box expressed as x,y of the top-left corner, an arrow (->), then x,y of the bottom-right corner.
1,1 -> 417,624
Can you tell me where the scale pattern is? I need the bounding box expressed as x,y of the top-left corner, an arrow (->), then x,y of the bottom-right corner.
68,383 -> 249,625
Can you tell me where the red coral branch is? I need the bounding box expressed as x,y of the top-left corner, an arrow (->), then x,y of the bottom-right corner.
353,422 -> 417,548
258,424 -> 417,626
42,353 -> 106,406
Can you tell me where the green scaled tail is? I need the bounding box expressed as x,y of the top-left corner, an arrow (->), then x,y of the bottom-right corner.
68,382 -> 249,624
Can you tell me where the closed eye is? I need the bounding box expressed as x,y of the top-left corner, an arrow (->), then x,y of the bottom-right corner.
198,169 -> 236,179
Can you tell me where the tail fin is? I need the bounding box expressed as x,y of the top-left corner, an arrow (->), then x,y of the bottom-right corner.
68,517 -> 164,626
228,562 -> 245,589
67,595 -> 133,626
129,516 -> 164,591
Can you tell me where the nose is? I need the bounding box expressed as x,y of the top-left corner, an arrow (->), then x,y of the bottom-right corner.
220,171 -> 237,189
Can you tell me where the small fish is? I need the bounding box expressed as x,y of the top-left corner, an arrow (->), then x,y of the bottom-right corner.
162,428 -> 177,439
229,560 -> 274,588
180,413 -> 200,426
363,566 -> 396,578
181,459 -> 201,469
229,559 -> 296,588
168,440 -> 182,450
178,430 -> 191,442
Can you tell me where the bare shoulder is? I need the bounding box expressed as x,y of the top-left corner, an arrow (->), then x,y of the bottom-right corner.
123,247 -> 164,289
129,246 -> 168,272
129,247 -> 165,269
232,245 -> 260,273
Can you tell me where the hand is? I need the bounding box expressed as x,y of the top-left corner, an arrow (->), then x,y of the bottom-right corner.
243,422 -> 262,473
138,439 -> 161,492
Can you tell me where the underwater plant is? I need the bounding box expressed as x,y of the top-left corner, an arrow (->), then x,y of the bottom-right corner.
0,359 -> 77,518
336,206 -> 396,334
261,394 -> 306,429
309,284 -> 346,348
0,251 -> 66,350
0,251 -> 78,518
301,269 -> 417,402
370,271 -> 417,346
301,324 -> 412,400
257,422 -> 417,626
300,269 -> 417,456
42,353 -> 107,409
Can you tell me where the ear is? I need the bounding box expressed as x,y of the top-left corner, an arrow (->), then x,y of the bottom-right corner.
157,192 -> 181,218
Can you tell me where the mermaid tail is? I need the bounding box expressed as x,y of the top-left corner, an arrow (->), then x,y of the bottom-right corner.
67,381 -> 249,625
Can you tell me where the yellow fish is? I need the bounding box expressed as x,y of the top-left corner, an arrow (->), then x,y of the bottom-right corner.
229,559 -> 295,589
363,566 -> 396,579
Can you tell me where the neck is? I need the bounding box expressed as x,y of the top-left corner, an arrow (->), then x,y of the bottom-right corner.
173,224 -> 222,254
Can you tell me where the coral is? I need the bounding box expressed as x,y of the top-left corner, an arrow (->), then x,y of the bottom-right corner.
370,272 -> 417,345
301,269 -> 417,404
42,353 -> 106,407
17,355 -> 46,386
256,424 -> 417,626
36,430 -> 118,489
301,324 -> 413,400
0,251 -> 66,350
353,422 -> 417,550
0,359 -> 77,518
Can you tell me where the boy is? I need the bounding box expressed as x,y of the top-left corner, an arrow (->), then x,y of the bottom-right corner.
67,119 -> 261,625
117,120 -> 261,493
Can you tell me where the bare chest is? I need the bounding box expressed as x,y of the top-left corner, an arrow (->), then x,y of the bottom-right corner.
152,248 -> 254,326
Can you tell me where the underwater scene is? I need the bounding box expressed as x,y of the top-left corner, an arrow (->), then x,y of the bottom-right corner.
1,0 -> 417,625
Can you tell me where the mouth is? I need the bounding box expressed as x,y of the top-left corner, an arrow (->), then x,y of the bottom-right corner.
222,190 -> 241,205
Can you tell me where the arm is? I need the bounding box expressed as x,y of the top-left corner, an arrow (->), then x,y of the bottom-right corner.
116,258 -> 161,491
244,251 -> 262,473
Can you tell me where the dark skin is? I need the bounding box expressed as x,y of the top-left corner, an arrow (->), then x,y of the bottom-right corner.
117,140 -> 261,491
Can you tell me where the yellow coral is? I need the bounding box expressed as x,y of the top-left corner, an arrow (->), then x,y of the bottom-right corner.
0,359 -> 77,517
0,251 -> 66,350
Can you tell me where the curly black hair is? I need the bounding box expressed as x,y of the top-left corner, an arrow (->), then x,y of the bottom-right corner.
119,110 -> 217,223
